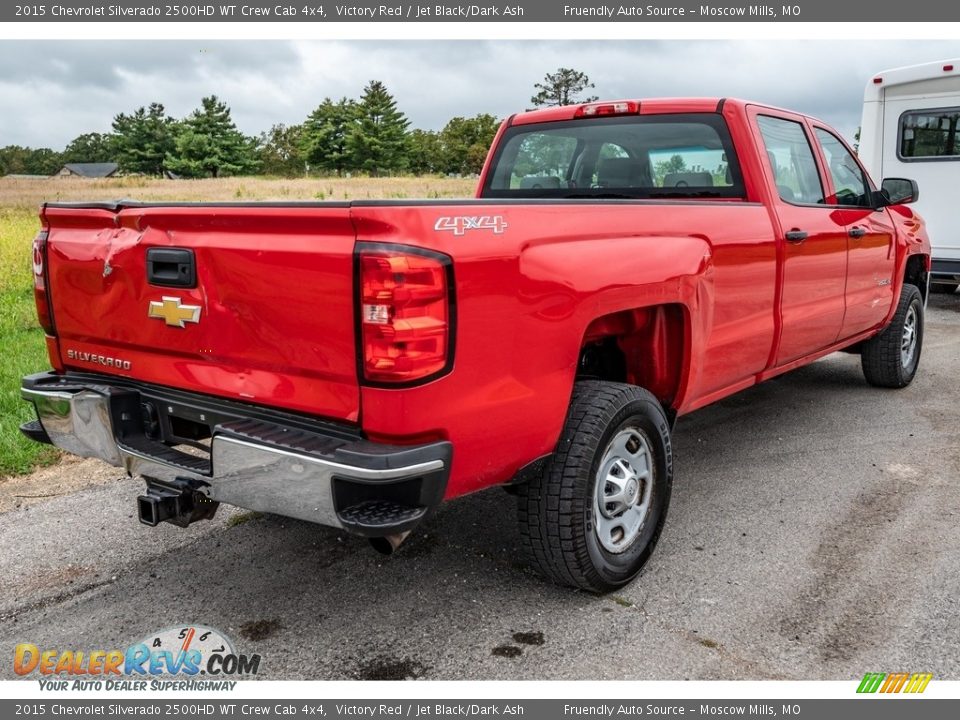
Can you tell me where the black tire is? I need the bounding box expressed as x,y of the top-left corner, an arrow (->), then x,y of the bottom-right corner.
861,284 -> 924,388
931,282 -> 958,294
516,381 -> 673,592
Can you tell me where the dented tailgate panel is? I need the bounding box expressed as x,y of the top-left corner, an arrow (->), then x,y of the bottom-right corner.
42,204 -> 361,422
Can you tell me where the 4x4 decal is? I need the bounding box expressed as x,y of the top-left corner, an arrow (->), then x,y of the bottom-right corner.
434,215 -> 508,236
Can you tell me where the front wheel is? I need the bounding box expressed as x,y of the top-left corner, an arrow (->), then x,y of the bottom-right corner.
517,381 -> 673,592
861,284 -> 924,388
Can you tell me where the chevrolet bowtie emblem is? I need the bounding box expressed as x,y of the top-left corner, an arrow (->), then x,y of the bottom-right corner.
148,296 -> 202,328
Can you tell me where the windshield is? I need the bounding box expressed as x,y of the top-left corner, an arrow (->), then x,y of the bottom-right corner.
483,113 -> 746,200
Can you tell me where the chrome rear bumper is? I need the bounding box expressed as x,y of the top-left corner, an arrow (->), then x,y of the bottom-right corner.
21,373 -> 450,534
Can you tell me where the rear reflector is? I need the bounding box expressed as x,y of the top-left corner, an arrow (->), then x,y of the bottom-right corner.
575,101 -> 640,118
32,230 -> 55,336
358,244 -> 453,385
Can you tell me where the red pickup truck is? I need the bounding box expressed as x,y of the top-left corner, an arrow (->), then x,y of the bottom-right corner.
22,98 -> 930,592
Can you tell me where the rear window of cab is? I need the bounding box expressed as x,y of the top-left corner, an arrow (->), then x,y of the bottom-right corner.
482,113 -> 746,200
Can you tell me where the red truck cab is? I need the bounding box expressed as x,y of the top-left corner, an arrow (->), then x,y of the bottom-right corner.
22,98 -> 930,591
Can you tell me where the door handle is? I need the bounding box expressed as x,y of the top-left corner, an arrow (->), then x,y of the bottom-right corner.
147,248 -> 196,288
785,230 -> 808,243
848,226 -> 866,239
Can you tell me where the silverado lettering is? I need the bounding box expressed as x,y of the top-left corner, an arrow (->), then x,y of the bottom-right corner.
65,349 -> 132,371
22,97 -> 930,592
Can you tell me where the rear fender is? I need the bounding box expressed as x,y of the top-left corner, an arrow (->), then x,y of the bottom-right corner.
520,233 -> 713,414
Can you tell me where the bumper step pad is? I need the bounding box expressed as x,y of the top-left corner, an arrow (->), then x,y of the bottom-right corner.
338,500 -> 427,532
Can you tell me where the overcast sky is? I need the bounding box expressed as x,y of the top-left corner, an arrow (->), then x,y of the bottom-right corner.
1,40 -> 958,149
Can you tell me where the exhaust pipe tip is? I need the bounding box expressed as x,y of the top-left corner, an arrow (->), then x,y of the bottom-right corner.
369,531 -> 412,556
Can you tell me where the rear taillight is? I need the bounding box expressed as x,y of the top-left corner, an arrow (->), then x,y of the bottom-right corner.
358,244 -> 453,385
32,230 -> 55,336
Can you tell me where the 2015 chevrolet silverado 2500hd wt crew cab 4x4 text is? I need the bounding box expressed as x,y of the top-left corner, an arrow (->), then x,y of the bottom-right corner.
21,98 -> 930,592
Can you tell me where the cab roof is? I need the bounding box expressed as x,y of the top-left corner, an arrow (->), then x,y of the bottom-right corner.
508,97 -> 825,126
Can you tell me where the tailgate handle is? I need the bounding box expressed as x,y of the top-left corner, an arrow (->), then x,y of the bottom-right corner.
147,248 -> 196,288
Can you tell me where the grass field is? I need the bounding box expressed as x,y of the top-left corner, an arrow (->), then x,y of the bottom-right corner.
0,175 -> 475,478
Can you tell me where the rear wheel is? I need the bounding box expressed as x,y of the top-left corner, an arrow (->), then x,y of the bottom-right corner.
517,381 -> 672,592
861,284 -> 924,388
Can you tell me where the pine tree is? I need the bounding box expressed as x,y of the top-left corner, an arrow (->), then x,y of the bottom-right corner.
166,96 -> 258,178
301,98 -> 357,176
112,103 -> 178,176
346,81 -> 410,176
531,68 -> 599,107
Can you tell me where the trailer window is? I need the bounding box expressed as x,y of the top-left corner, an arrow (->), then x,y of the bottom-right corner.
482,113 -> 745,199
899,107 -> 960,160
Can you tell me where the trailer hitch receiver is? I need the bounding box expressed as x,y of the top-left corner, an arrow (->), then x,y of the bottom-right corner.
137,477 -> 219,528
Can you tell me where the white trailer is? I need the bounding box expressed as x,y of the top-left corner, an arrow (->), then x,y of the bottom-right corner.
860,59 -> 960,291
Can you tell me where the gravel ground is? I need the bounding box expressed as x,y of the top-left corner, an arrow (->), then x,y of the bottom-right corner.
1,292 -> 958,681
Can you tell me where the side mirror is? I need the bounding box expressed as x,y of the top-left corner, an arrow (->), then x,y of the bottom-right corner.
880,177 -> 920,205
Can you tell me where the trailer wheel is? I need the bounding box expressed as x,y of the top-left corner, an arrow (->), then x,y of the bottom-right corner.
516,381 -> 672,592
861,284 -> 924,388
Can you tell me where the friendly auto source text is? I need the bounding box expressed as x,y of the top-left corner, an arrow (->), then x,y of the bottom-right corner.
563,5 -> 787,16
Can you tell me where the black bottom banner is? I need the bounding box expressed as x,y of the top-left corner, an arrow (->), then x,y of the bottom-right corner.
4,700 -> 959,720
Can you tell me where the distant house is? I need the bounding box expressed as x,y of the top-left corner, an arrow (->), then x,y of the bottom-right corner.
56,162 -> 119,178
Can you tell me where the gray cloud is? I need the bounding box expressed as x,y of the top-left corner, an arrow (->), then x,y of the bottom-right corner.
0,39 -> 958,149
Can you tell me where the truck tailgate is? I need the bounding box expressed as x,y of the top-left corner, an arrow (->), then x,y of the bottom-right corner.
42,203 -> 360,422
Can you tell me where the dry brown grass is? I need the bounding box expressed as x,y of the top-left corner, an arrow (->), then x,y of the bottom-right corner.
0,175 -> 478,211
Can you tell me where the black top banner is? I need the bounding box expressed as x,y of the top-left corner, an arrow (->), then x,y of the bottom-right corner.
5,0 -> 959,22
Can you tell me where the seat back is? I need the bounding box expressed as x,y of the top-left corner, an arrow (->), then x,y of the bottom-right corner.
663,171 -> 714,188
519,175 -> 561,189
596,156 -> 652,188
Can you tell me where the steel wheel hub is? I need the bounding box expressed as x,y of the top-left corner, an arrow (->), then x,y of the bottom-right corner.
593,427 -> 654,554
901,305 -> 918,368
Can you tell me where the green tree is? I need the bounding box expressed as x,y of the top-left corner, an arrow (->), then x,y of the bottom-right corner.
0,145 -> 31,175
27,148 -> 65,175
257,123 -> 305,177
346,81 -> 410,176
0,145 -> 62,175
112,103 -> 178,176
166,96 -> 258,178
62,132 -> 115,164
530,67 -> 598,107
301,97 -> 357,176
407,129 -> 443,175
653,154 -> 687,183
512,134 -> 577,179
437,114 -> 500,174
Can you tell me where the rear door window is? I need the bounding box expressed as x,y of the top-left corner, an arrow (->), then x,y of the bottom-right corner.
756,115 -> 825,205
